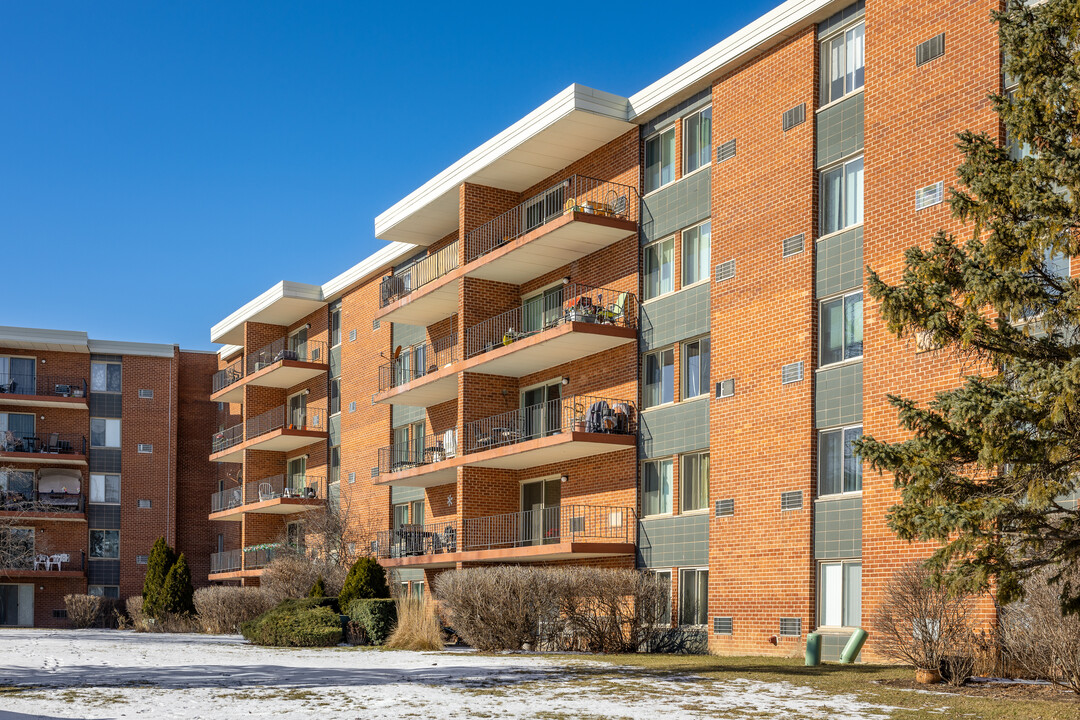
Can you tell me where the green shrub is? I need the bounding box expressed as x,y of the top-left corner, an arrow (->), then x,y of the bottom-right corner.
159,552 -> 195,616
338,557 -> 389,608
142,537 -> 177,619
241,600 -> 343,647
348,598 -> 397,645
308,576 -> 326,598
274,596 -> 341,614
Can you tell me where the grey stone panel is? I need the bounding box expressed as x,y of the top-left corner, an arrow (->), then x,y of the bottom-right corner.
818,0 -> 865,38
641,170 -> 711,245
816,227 -> 863,298
814,496 -> 862,559
89,449 -> 121,474
636,514 -> 710,568
640,283 -> 711,351
87,560 -> 120,585
392,405 -> 425,429
639,399 -> 710,459
641,89 -> 711,137
394,568 -> 425,582
88,504 -> 121,530
393,323 -> 426,349
815,362 -> 863,428
391,486 -> 424,504
89,393 -> 122,418
816,92 -> 864,169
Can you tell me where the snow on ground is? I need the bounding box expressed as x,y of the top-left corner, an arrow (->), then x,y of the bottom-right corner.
0,629 -> 896,720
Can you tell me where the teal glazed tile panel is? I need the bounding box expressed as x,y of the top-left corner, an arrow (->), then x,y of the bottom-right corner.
392,404 -> 425,429
817,0 -> 864,38
391,486 -> 424,504
640,282 -> 710,351
392,323 -> 426,349
394,568 -> 425,581
641,89 -> 711,137
637,514 -> 710,568
814,496 -> 862,559
815,362 -> 863,428
641,169 -> 711,244
639,399 -> 710,459
816,227 -> 863,298
816,92 -> 864,168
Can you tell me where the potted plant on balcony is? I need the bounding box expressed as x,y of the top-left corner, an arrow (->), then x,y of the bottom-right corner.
571,402 -> 586,432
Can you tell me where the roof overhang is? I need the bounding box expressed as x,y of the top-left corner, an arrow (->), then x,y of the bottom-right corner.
211,281 -> 326,345
87,339 -> 176,358
0,326 -> 90,353
374,84 -> 634,247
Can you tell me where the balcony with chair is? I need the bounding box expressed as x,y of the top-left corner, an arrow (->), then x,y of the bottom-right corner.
209,402 -> 328,463
207,545 -> 277,580
211,338 -> 329,403
373,336 -> 459,407
374,504 -> 635,568
376,240 -> 461,327
1,550 -> 86,579
0,429 -> 87,466
0,468 -> 85,519
209,474 -> 326,521
376,430 -> 460,487
0,373 -> 88,410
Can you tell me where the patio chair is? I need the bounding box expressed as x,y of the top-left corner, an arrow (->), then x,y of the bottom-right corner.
443,428 -> 457,458
34,554 -> 50,570
46,432 -> 61,453
229,488 -> 242,509
49,554 -> 68,571
258,482 -> 274,502
0,379 -> 15,393
2,430 -> 18,452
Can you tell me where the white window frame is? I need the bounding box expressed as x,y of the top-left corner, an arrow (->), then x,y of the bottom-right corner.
678,567 -> 709,627
681,221 -> 712,288
90,418 -> 121,449
818,19 -> 865,108
89,474 -> 121,505
681,336 -> 711,401
642,457 -> 673,517
90,361 -> 122,393
642,347 -> 675,409
0,355 -> 36,391
819,155 -> 864,237
817,424 -> 863,497
682,107 -> 712,176
644,125 -> 677,195
680,452 -> 710,513
818,290 -> 863,367
817,559 -> 862,629
643,236 -> 676,302
651,569 -> 673,626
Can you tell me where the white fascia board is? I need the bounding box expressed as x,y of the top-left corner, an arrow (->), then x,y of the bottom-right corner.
88,339 -> 177,358
217,344 -> 244,359
210,280 -> 324,344
0,326 -> 90,351
628,0 -> 844,123
321,242 -> 416,302
373,84 -> 632,241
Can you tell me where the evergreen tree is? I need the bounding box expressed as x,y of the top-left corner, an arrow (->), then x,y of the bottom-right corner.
338,557 -> 389,608
308,575 -> 326,598
142,537 -> 177,619
159,552 -> 195,616
857,0 -> 1080,611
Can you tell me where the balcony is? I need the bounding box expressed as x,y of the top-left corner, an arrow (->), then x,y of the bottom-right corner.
1,550 -> 86,579
376,394 -> 636,487
374,505 -> 635,568
462,282 -> 637,377
207,545 -> 281,580
0,431 -> 87,466
209,549 -> 241,575
211,339 -> 329,403
0,374 -> 88,409
376,240 -> 461,326
1,468 -> 85,519
462,175 -> 639,286
374,336 -> 459,407
209,403 -> 328,463
211,358 -> 243,397
209,474 -> 327,521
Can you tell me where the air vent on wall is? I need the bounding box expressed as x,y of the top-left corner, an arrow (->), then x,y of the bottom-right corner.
779,617 -> 802,637
138,444 -> 153,454
781,362 -> 804,385
137,499 -> 151,509
715,259 -> 736,282
781,490 -> 804,511
136,555 -> 149,565
915,181 -> 944,210
782,103 -> 806,131
52,609 -> 68,619
716,379 -> 735,399
916,33 -> 945,67
715,498 -> 735,517
349,401 -> 357,413
138,389 -> 153,399
714,616 -> 733,635
370,467 -> 379,478
782,233 -> 805,258
349,329 -> 357,342
348,472 -> 356,484
716,139 -> 737,163
372,319 -> 381,330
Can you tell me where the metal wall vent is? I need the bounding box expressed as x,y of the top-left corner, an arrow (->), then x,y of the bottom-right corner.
915,181 -> 944,210
137,499 -> 151,509
370,467 -> 379,478
782,233 -> 805,258
716,139 -> 737,163
138,389 -> 153,399
781,490 -> 804,511
779,617 -> 802,637
349,401 -> 357,413
136,555 -> 149,565
715,259 -> 736,282
782,103 -> 806,131
348,471 -> 356,484
714,616 -> 734,635
349,329 -> 357,342
916,33 -> 945,67
715,498 -> 735,517
716,379 -> 735,399
372,319 -> 381,330
137,444 -> 153,454
781,362 -> 804,385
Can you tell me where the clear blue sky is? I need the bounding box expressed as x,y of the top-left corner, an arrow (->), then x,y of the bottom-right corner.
1,1 -> 778,351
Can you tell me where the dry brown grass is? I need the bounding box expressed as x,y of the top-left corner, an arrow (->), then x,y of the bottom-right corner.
385,598 -> 443,651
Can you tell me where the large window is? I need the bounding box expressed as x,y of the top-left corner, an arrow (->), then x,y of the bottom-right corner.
679,568 -> 709,626
88,585 -> 120,598
643,458 -> 673,516
91,361 -> 122,393
652,570 -> 672,625
819,292 -> 863,366
90,418 -> 121,449
681,452 -> 709,512
819,560 -> 861,628
643,237 -> 675,301
0,413 -> 35,450
819,425 -> 863,496
684,107 -> 712,174
89,529 -> 119,559
682,337 -> 711,400
682,222 -> 711,287
820,156 -> 863,236
330,302 -> 342,347
645,126 -> 676,194
0,356 -> 35,393
89,474 -> 120,505
820,21 -> 865,106
643,348 -> 675,409
0,527 -> 33,569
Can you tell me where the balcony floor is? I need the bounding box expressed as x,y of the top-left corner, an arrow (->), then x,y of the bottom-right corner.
209,429 -> 328,463
463,321 -> 635,378
373,365 -> 459,407
211,360 -> 328,404
0,569 -> 85,579
0,450 -> 87,467
379,540 -> 636,569
0,510 -> 86,522
376,276 -> 461,327
0,393 -> 88,410
209,496 -> 325,522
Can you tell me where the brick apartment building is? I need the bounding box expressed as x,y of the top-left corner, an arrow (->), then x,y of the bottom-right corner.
2,0 -> 1019,660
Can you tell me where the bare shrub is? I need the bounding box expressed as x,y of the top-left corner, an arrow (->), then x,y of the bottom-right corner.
386,598 -> 443,651
1000,567 -> 1080,694
549,567 -> 667,653
153,613 -> 201,633
435,566 -> 559,651
261,553 -> 347,604
64,594 -> 102,629
873,562 -> 977,684
125,596 -> 152,632
194,586 -> 275,635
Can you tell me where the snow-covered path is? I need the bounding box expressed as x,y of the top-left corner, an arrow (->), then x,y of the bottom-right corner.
0,629 -> 896,719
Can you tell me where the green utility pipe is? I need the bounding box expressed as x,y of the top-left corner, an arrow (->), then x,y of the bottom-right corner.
839,628 -> 868,664
805,632 -> 822,666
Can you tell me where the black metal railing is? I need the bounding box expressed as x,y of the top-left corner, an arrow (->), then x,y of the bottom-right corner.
244,474 -> 326,504
210,486 -> 244,513
0,431 -> 86,456
378,430 -> 458,475
464,282 -> 637,358
211,424 -> 243,454
2,550 -> 85,572
212,359 -> 243,394
462,394 -> 635,454
246,338 -> 328,376
377,336 -> 458,392
1,491 -> 84,514
246,402 -> 326,442
243,545 -> 278,570
379,240 -> 460,308
463,175 -> 639,265
210,549 -> 242,574
0,374 -> 87,399
373,504 -> 634,559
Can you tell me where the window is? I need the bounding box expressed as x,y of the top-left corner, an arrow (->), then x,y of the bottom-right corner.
819,560 -> 861,627
0,412 -> 35,446
329,378 -> 341,415
820,156 -> 863,236
643,237 -> 675,301
286,522 -> 304,552
681,453 -> 709,512
819,425 -> 863,496
330,302 -> 342,347
329,446 -> 340,485
642,458 -> 673,516
682,337 -> 710,400
411,499 -> 425,526
0,527 -> 33,568
89,529 -> 119,559
392,503 -> 409,530
682,222 -> 711,286
90,418 -> 121,448
90,362 -> 122,393
683,107 -> 712,174
644,126 -> 676,193
89,474 -> 120,505
87,585 -> 119,598
819,291 -> 863,365
679,568 -> 709,626
652,570 -> 672,625
820,21 -> 865,105
0,470 -> 34,500
0,356 -> 35,392
643,348 -> 674,409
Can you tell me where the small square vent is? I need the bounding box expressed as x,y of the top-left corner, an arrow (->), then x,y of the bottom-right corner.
714,616 -> 733,635
916,33 -> 945,67
716,139 -> 737,163
779,617 -> 802,637
136,555 -> 149,565
372,319 -> 381,330
715,259 -> 736,282
349,401 -> 357,413
348,471 -> 356,484
716,379 -> 735,399
782,233 -> 805,258
138,444 -> 153,454
782,103 -> 806,131
349,329 -> 357,342
781,490 -> 804,511
916,181 -> 944,210
715,498 -> 735,517
138,499 -> 151,509
138,389 -> 153,399
370,467 -> 379,478
781,362 -> 804,385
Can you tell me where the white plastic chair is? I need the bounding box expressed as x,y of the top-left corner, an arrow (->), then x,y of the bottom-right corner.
443,428 -> 457,458
258,482 -> 273,502
34,554 -> 49,570
48,554 -> 67,571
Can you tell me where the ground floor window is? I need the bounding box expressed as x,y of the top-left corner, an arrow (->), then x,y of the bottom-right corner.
88,585 -> 119,598
652,570 -> 672,626
679,567 -> 708,626
819,560 -> 861,628
0,584 -> 33,626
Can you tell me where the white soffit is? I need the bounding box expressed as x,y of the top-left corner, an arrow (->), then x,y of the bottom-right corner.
210,281 -> 326,345
321,242 -> 415,302
374,84 -> 634,247
0,326 -> 89,353
88,339 -> 177,358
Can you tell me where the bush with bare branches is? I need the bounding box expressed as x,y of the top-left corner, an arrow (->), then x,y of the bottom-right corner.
260,553 -> 347,604
1000,567 -> 1080,694
125,596 -> 152,632
194,586 -> 275,635
64,594 -> 102,629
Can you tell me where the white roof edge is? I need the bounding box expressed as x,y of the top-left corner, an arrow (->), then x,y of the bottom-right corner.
180,348 -> 220,355
210,280 -> 324,343
373,83 -> 632,240
321,242 -> 416,301
0,326 -> 89,348
217,344 -> 244,358
88,339 -> 177,358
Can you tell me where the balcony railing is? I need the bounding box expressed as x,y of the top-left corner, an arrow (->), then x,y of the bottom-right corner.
462,394 -> 636,454
243,474 -> 326,504
212,359 -> 243,394
243,545 -> 279,570
379,240 -> 460,308
1,491 -> 84,514
378,430 -> 457,475
0,374 -> 87,399
464,282 -> 637,358
246,402 -> 326,441
463,175 -> 639,265
377,336 -> 458,392
212,424 -> 243,454
2,550 -> 85,573
210,549 -> 242,574
0,431 -> 86,456
246,338 -> 328,376
373,504 -> 633,559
